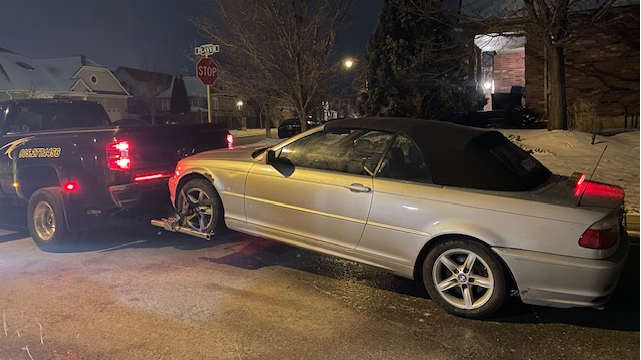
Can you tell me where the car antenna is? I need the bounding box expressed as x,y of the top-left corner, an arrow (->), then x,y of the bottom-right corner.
588,145 -> 608,180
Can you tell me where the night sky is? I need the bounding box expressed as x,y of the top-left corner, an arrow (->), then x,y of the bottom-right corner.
2,0 -> 383,75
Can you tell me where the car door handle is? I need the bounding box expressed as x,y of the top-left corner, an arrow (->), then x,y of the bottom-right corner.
345,183 -> 371,193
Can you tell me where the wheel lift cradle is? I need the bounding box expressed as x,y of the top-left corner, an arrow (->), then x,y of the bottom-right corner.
151,216 -> 213,240
150,188 -> 216,240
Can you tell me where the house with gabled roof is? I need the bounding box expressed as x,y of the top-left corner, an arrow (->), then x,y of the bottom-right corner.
156,75 -> 259,128
0,47 -> 130,122
113,66 -> 173,117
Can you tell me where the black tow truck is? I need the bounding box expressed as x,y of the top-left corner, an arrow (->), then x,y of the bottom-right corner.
0,98 -> 232,251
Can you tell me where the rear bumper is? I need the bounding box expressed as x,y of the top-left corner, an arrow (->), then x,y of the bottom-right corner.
109,177 -> 170,209
494,234 -> 630,309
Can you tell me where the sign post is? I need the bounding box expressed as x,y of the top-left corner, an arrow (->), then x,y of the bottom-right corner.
194,44 -> 220,123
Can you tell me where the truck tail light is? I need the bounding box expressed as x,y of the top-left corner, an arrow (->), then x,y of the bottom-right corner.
106,140 -> 131,170
227,133 -> 234,149
579,217 -> 619,249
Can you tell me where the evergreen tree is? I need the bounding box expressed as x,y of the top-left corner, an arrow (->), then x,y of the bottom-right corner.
359,0 -> 484,120
170,76 -> 191,114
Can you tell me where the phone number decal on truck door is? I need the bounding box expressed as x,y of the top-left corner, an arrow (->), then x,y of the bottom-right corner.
18,147 -> 62,158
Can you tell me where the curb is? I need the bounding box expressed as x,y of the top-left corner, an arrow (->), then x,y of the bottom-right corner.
626,213 -> 640,239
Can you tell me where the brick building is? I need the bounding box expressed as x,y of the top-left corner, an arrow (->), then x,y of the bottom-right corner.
470,4 -> 639,128
525,6 -> 639,127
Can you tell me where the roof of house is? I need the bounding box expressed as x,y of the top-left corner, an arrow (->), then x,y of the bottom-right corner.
0,47 -> 105,92
115,66 -> 173,87
158,75 -> 236,99
157,76 -> 206,98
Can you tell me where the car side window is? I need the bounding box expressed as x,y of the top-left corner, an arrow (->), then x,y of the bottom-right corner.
377,135 -> 432,183
277,128 -> 393,175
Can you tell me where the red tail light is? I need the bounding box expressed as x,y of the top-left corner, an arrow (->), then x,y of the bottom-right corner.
579,217 -> 619,249
106,140 -> 131,170
227,133 -> 234,149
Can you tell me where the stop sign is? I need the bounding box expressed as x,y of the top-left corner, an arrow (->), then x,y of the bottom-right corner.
196,57 -> 218,86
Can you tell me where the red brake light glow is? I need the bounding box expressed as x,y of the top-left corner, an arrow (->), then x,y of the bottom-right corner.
573,173 -> 587,196
227,134 -> 234,149
583,181 -> 625,199
572,172 -> 625,207
106,140 -> 131,170
63,182 -> 77,191
134,173 -> 171,182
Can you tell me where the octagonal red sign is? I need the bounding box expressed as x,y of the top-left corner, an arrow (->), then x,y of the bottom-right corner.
196,57 -> 218,86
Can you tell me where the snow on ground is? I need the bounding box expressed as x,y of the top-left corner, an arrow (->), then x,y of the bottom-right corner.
232,128 -> 640,214
502,129 -> 640,214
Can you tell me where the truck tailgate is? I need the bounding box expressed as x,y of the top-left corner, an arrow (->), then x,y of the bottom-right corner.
116,123 -> 229,171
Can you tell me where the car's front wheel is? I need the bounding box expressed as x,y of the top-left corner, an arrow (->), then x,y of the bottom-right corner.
27,188 -> 71,252
422,239 -> 507,319
176,178 -> 224,234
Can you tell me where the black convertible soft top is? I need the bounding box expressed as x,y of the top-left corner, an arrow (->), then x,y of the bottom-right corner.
325,117 -> 552,191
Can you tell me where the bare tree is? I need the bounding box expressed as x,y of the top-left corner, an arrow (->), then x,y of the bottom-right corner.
136,82 -> 164,124
26,81 -> 41,98
192,0 -> 352,132
134,71 -> 172,124
445,0 -> 630,130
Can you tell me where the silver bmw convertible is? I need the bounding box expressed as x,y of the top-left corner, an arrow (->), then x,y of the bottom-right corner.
166,117 -> 629,319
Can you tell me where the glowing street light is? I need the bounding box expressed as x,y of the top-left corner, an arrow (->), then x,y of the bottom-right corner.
343,58 -> 354,69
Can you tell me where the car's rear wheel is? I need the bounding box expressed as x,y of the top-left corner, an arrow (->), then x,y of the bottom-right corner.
423,239 -> 507,319
176,178 -> 224,234
27,188 -> 71,252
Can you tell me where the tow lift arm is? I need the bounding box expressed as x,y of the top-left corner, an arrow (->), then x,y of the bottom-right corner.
150,189 -> 214,240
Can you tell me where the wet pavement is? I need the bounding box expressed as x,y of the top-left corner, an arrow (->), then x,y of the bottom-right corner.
0,207 -> 639,360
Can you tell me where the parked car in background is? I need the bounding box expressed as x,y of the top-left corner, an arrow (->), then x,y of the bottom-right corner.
161,117 -> 629,319
277,117 -> 321,138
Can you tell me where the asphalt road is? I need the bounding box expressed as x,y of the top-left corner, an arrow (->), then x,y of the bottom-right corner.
0,206 -> 639,360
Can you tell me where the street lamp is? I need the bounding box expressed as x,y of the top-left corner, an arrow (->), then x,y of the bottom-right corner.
236,100 -> 246,130
338,57 -> 358,118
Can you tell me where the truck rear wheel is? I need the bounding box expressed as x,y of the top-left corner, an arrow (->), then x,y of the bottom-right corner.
176,178 -> 224,234
27,188 -> 70,251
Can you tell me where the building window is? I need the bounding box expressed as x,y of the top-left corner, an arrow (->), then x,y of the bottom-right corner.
90,75 -> 98,84
161,100 -> 170,111
212,97 -> 219,110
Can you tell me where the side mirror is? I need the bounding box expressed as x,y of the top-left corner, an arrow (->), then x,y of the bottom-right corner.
263,149 -> 276,164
